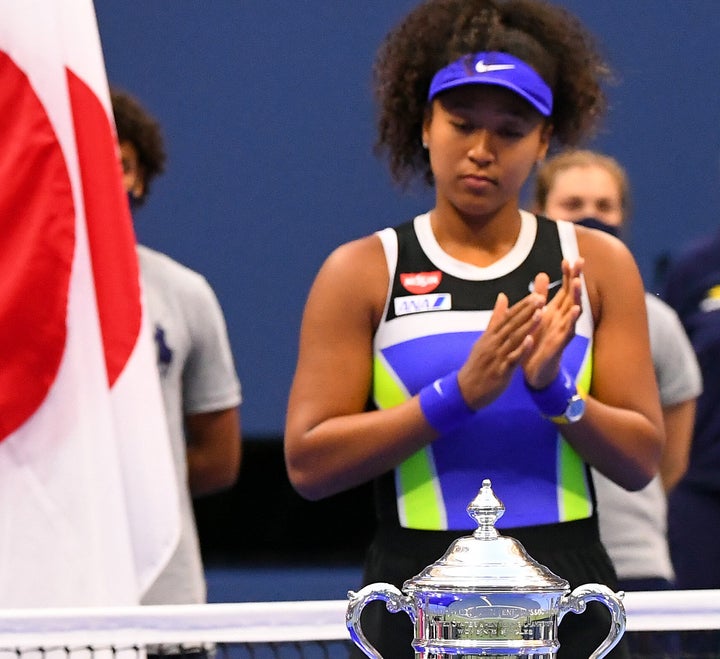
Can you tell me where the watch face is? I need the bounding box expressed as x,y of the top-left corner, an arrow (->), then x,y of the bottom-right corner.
566,395 -> 586,423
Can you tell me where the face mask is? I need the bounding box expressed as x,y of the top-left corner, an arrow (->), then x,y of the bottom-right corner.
574,217 -> 622,239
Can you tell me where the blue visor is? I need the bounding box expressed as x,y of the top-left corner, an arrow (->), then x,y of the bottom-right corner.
428,51 -> 553,117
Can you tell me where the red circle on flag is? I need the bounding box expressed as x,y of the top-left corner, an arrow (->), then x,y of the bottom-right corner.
67,69 -> 141,388
0,52 -> 75,441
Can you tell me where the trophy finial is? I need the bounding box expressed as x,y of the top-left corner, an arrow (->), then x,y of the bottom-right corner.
467,478 -> 505,539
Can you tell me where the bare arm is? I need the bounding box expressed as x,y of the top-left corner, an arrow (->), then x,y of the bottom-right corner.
284,236 -> 432,500
660,398 -> 695,492
186,407 -> 241,496
524,231 -> 664,491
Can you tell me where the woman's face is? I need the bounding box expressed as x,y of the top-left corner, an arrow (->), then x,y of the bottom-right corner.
542,164 -> 624,226
422,84 -> 551,220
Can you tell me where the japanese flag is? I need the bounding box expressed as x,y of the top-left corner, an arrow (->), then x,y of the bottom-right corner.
0,0 -> 180,606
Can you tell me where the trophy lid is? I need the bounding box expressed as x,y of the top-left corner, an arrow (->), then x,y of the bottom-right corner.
404,479 -> 569,593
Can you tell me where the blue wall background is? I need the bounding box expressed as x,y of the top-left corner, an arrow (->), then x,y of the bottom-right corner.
94,1 -> 720,438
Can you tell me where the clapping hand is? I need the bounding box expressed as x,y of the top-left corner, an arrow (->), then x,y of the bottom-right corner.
523,259 -> 584,390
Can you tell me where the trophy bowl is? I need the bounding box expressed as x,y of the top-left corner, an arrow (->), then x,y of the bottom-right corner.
347,479 -> 626,658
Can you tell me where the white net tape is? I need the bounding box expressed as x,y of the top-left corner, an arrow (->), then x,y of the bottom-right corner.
0,600 -> 345,647
0,591 -> 718,656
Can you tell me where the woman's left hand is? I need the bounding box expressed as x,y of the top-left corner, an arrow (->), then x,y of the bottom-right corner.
522,258 -> 583,388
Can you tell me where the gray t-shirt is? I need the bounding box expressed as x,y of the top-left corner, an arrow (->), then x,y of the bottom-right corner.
593,293 -> 702,581
137,245 -> 241,604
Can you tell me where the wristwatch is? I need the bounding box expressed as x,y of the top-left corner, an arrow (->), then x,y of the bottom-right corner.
546,393 -> 586,425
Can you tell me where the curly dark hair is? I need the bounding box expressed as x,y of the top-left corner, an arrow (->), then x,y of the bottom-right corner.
110,87 -> 166,204
373,0 -> 611,187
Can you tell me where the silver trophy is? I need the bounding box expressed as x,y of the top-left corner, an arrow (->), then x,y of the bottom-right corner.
347,479 -> 625,658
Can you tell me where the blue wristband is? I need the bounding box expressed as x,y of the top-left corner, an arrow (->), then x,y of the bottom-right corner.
418,370 -> 475,435
526,368 -> 577,417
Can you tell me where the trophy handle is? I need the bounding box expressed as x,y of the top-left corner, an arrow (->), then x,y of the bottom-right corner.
559,583 -> 626,658
346,582 -> 416,658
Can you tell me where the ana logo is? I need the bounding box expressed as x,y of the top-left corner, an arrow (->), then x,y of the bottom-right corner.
400,271 -> 442,294
394,293 -> 452,317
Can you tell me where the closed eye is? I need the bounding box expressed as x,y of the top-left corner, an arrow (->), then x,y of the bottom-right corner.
497,124 -> 527,139
450,119 -> 474,134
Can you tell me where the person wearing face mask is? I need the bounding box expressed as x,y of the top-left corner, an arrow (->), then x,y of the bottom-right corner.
533,149 -> 702,594
111,88 -> 242,635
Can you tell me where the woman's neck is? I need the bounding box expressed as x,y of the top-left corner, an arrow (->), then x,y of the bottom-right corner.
429,201 -> 524,268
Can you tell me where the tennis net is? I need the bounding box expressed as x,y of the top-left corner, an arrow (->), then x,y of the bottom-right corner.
0,590 -> 719,658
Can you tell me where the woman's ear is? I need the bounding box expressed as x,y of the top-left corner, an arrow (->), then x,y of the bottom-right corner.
421,105 -> 434,150
537,122 -> 553,161
131,173 -> 146,199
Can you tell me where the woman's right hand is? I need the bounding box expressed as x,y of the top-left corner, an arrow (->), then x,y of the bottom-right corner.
457,290 -> 545,409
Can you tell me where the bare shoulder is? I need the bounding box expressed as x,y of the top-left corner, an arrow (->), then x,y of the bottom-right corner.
575,224 -> 637,275
308,232 -> 389,329
322,233 -> 387,277
574,225 -> 643,321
